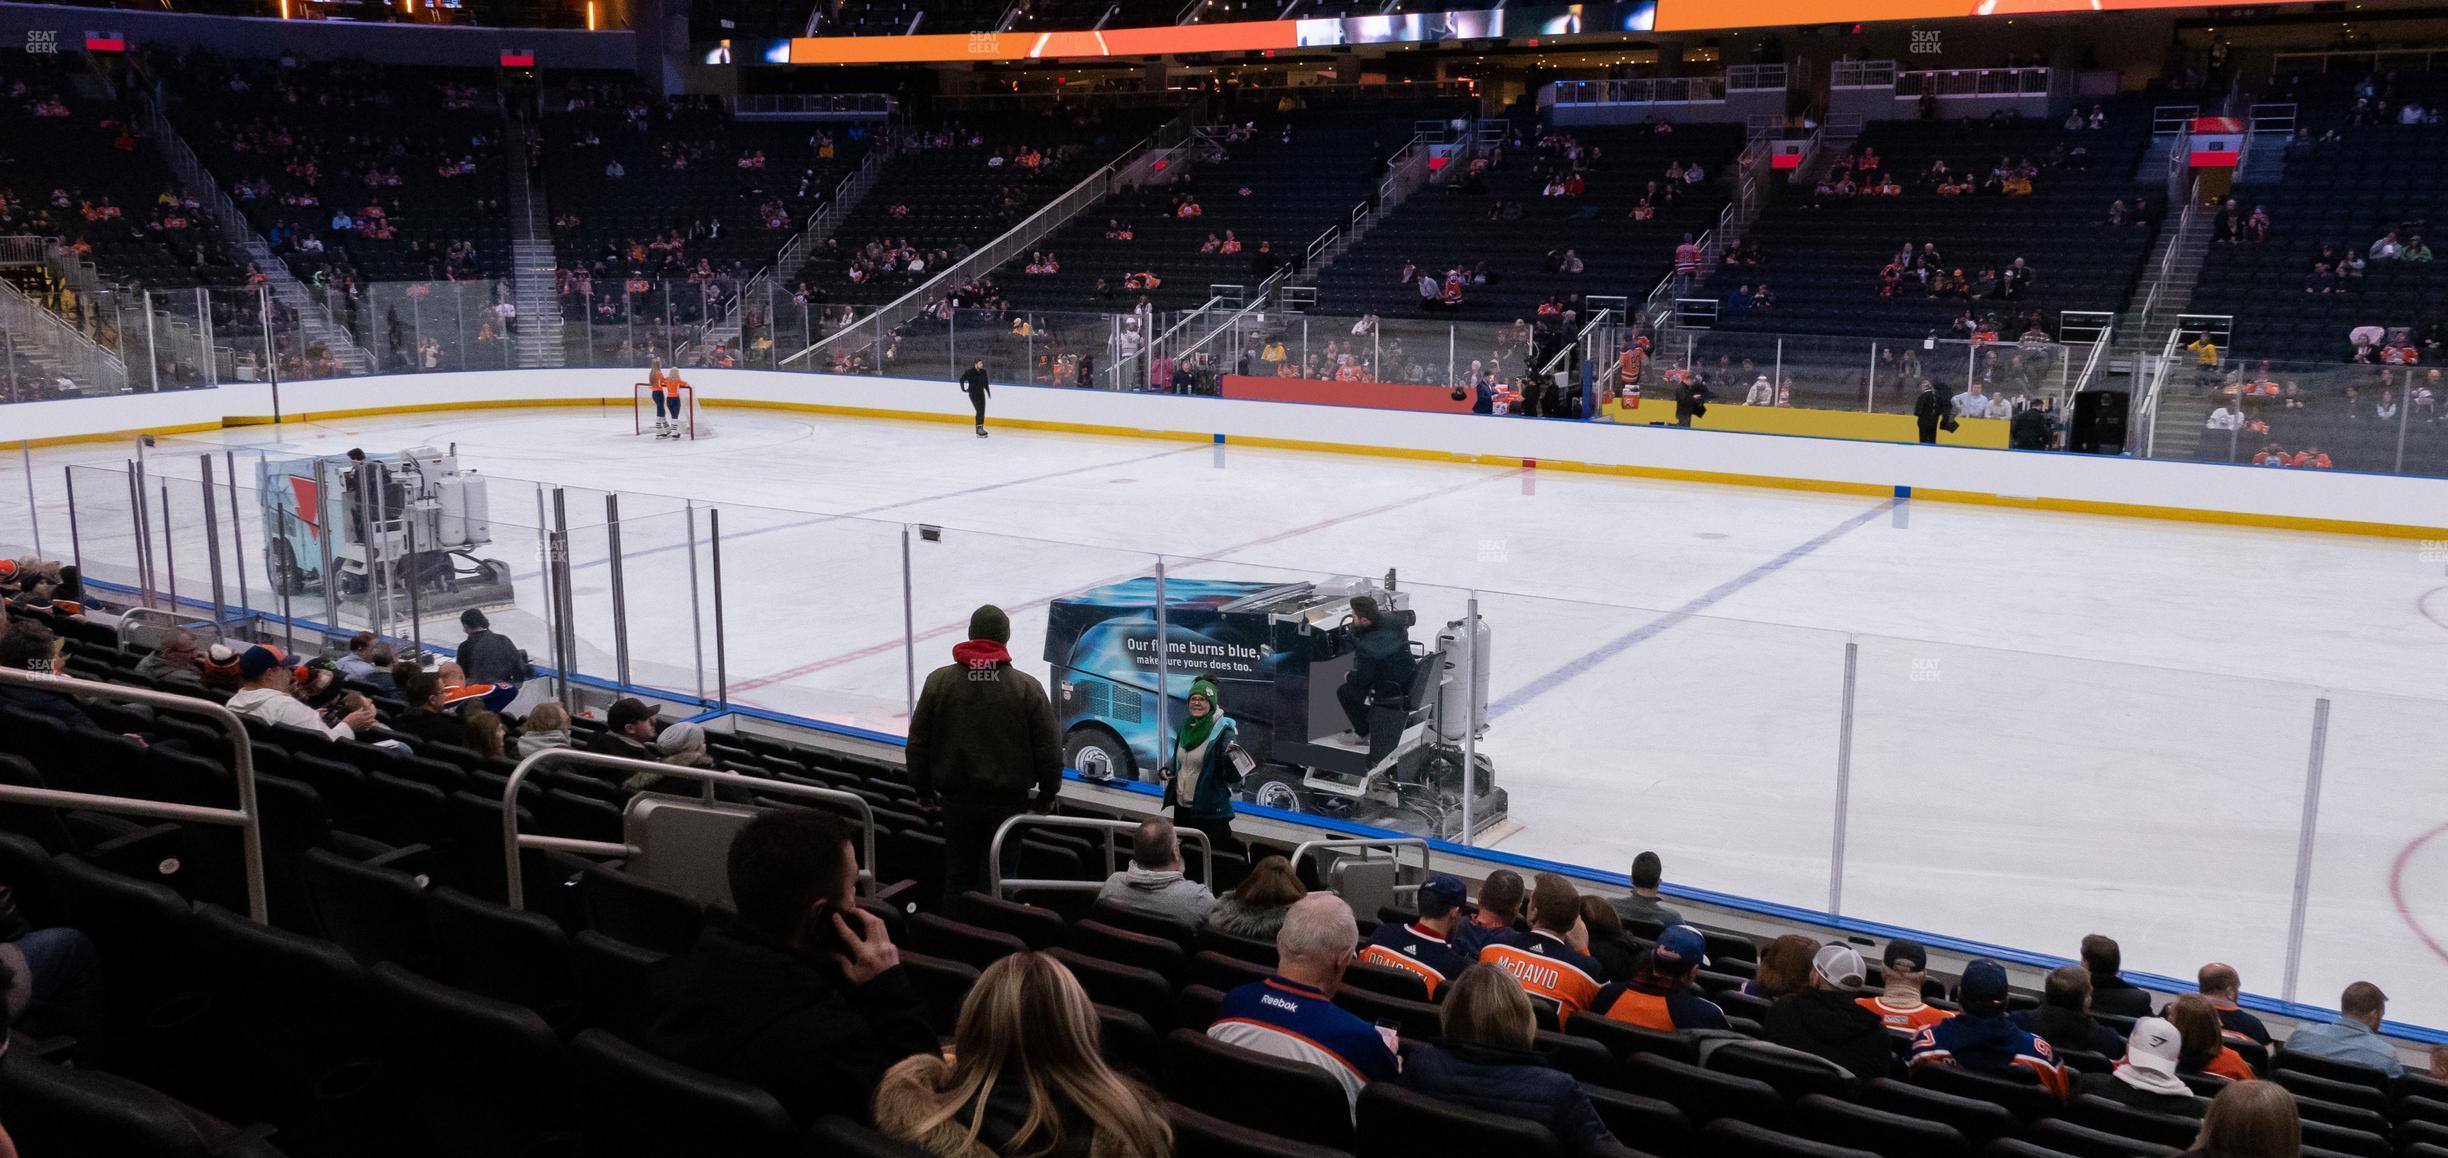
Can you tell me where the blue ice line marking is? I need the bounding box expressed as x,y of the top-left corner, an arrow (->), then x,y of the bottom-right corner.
514,443 -> 1207,581
1485,498 -> 1900,721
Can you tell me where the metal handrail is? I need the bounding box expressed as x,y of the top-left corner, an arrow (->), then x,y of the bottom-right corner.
499,747 -> 878,911
0,668 -> 266,923
2138,325 -> 2181,458
1286,836 -> 1430,896
989,813 -> 1214,897
114,606 -> 215,653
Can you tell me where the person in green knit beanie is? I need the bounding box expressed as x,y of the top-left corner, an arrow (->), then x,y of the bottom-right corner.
1162,678 -> 1245,859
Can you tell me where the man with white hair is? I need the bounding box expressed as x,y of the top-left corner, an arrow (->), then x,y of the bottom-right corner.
1207,893 -> 1397,1109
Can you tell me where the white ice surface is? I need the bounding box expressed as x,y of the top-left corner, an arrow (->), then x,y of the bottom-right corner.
6,404 -> 2446,1030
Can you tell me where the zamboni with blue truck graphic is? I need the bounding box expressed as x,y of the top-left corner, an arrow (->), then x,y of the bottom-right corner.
1044,574 -> 1505,840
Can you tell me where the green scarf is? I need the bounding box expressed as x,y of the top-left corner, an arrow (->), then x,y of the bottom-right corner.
1177,679 -> 1222,752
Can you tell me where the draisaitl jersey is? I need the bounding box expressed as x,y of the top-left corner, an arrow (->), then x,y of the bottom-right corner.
1360,921 -> 1472,999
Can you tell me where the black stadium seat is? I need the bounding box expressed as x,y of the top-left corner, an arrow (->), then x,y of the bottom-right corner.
2062,1093 -> 2197,1148
302,847 -> 439,971
1356,1081 -> 1565,1157
1568,1012 -> 1702,1065
1070,917 -> 1191,979
425,885 -> 579,1028
366,962 -> 567,1155
0,1051 -> 281,1158
1163,1028 -> 1356,1149
579,862 -> 706,955
1793,1091 -> 1975,1157
1911,1063 -> 2064,1123
1858,1077 -> 2022,1146
898,949 -> 984,1032
571,929 -> 670,1039
568,1028 -> 798,1158
1167,1100 -> 1358,1158
956,890 -> 1070,949
1708,1042 -> 1857,1101
1580,1084 -> 1697,1156
189,903 -> 381,1138
1625,1053 -> 1789,1129
1706,1117 -> 1881,1158
803,1114 -> 938,1157
908,912 -> 1029,971
1050,946 -> 1175,1028
2019,1118 -> 2179,1158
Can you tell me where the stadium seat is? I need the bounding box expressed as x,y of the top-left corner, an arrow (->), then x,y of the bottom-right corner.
1334,985 -> 1443,1042
0,1051 -> 281,1158
898,949 -> 984,1031
1098,1003 -> 1164,1079
189,903 -> 382,1137
1704,1118 -> 1881,1158
1166,1100 -> 1358,1158
1580,1084 -> 1697,1156
2019,1119 -> 2178,1157
1858,1077 -> 2022,1146
50,854 -> 207,1069
1791,1091 -> 1974,1156
1051,946 -> 1175,1028
366,961 -> 568,1154
2270,1065 -> 2390,1112
572,928 -> 669,1040
1176,983 -> 1228,1033
908,912 -> 1030,971
302,846 -> 439,971
1356,1081 -> 1565,1156
2296,1118 -> 2391,1158
1071,917 -> 1192,978
568,1028 -> 798,1158
1911,1063 -> 2064,1122
955,890 -> 1070,949
1162,1028 -> 1357,1149
2063,1093 -> 2198,1148
1538,1030 -> 1620,1086
1197,923 -> 1282,968
2287,1092 -> 2390,1135
579,862 -> 706,955
426,884 -> 578,1028
1088,900 -> 1202,953
1624,1052 -> 1789,1128
1707,1042 -> 1858,1100
1568,1012 -> 1702,1065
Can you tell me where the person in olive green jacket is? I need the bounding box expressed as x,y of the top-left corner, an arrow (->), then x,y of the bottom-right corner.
908,604 -> 1063,912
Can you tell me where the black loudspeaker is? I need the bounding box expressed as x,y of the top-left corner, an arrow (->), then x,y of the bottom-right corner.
2070,390 -> 2130,454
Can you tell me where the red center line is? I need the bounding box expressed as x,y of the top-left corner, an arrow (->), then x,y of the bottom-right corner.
2390,820 -> 2448,968
729,465 -> 1527,693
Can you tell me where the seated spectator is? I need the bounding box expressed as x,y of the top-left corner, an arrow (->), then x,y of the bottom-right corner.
516,701 -> 574,757
1576,897 -> 1642,984
1453,868 -> 1525,958
2278,981 -> 2401,1076
588,696 -> 661,758
2077,1016 -> 2203,1117
1094,816 -> 1216,926
2012,963 -> 2126,1057
1906,959 -> 2069,1097
1398,964 -> 1621,1155
335,630 -> 395,692
1859,938 -> 1952,1037
464,711 -> 508,762
0,902 -> 103,1050
1208,893 -> 1397,1109
2183,1080 -> 2299,1158
2190,963 -> 2270,1048
1762,944 -> 1891,1082
2084,934 -> 2154,1017
647,809 -> 934,1125
135,628 -> 205,688
2169,994 -> 2258,1082
0,623 -> 111,736
1478,873 -> 1606,1018
1590,925 -> 1729,1031
874,952 -> 1173,1157
1206,854 -> 1304,941
2369,230 -> 2403,261
393,675 -> 470,749
1609,851 -> 1685,930
201,642 -> 244,692
1742,934 -> 1819,1001
1361,873 -> 1473,997
230,645 -> 373,741
2408,235 -> 2436,262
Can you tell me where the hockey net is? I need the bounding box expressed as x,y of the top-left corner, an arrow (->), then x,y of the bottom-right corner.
633,378 -> 714,440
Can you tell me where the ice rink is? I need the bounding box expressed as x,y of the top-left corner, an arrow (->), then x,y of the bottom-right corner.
8,400 -> 2447,1029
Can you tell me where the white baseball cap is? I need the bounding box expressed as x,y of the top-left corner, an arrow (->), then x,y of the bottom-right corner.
1813,944 -> 1867,990
2115,1016 -> 2189,1096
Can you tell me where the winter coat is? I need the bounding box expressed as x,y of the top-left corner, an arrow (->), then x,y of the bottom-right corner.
2012,1004 -> 2125,1058
1346,621 -> 1417,702
645,926 -> 937,1127
906,642 -> 1062,804
1161,716 -> 1241,822
1204,896 -> 1291,942
1398,1041 -> 1618,1155
515,728 -> 573,759
1093,865 -> 1216,926
1761,988 -> 1894,1082
458,629 -> 529,686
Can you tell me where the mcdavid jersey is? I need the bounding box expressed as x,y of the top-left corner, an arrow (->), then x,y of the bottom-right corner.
1477,929 -> 1605,1018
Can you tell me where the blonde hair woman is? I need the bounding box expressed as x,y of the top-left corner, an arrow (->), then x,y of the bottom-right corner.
875,952 -> 1172,1158
2182,1079 -> 2298,1158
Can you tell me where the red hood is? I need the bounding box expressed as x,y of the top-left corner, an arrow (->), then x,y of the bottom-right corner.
952,639 -> 1011,669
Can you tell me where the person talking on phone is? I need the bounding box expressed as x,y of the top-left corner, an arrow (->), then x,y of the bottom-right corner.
645,810 -> 936,1126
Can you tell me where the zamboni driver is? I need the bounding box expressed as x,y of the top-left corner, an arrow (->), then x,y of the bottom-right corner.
1334,595 -> 1416,751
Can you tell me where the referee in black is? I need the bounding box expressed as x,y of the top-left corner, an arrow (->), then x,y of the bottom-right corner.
960,359 -> 991,438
